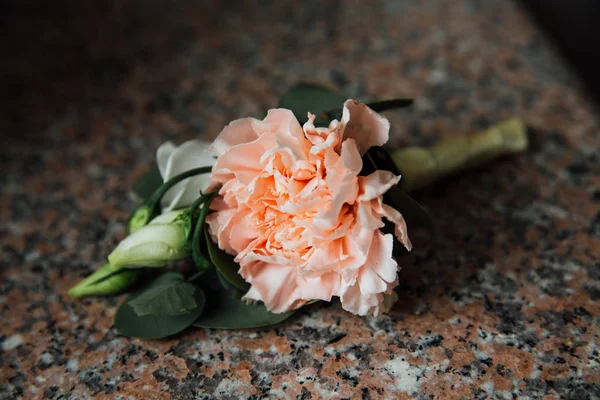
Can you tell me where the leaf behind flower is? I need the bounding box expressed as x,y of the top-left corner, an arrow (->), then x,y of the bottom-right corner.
278,83 -> 413,127
131,164 -> 163,202
365,99 -> 414,112
193,269 -> 294,329
204,228 -> 251,292
216,270 -> 245,299
277,83 -> 347,125
364,148 -> 433,230
322,99 -> 414,122
384,186 -> 434,230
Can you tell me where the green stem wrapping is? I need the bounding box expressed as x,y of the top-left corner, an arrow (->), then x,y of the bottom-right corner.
391,118 -> 528,192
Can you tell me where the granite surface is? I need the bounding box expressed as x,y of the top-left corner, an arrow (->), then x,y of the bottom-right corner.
1,0 -> 599,398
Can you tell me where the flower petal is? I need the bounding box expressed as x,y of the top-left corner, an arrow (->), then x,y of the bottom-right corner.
156,141 -> 176,178
313,139 -> 361,233
341,99 -> 391,155
210,118 -> 261,155
377,202 -> 412,251
204,100 -> 407,316
258,109 -> 305,142
157,140 -> 215,212
358,170 -> 401,202
241,262 -> 303,313
241,261 -> 340,313
206,133 -> 276,193
339,231 -> 400,315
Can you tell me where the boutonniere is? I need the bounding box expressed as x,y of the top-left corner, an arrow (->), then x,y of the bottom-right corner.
69,84 -> 527,339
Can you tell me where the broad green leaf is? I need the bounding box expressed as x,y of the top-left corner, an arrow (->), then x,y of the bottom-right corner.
131,165 -> 163,202
193,269 -> 294,329
277,83 -> 347,125
216,270 -> 244,299
361,146 -> 401,176
204,228 -> 250,292
115,284 -> 205,339
128,273 -> 198,317
384,186 -> 433,230
365,99 -> 413,113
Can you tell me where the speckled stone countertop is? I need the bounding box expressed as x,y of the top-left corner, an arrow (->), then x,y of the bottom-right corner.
1,0 -> 599,399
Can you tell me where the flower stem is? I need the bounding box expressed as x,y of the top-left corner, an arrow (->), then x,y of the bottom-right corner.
320,99 -> 413,124
192,192 -> 216,270
187,270 -> 206,282
147,166 -> 214,206
391,118 -> 527,192
187,194 -> 207,218
129,166 -> 213,232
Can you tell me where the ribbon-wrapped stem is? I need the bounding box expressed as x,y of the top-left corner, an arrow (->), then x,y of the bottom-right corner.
391,118 -> 527,192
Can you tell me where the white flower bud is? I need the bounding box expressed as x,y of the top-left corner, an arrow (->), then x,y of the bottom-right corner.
108,210 -> 190,268
157,140 -> 216,212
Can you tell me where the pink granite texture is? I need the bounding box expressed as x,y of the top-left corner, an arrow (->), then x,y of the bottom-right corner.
1,0 -> 599,398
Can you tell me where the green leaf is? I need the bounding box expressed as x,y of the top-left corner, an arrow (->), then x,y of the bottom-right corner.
204,228 -> 250,292
128,273 -> 198,317
385,186 -> 434,230
364,99 -> 413,113
193,269 -> 294,329
216,270 -> 244,299
132,165 -> 163,202
361,146 -> 400,176
278,84 -> 413,127
191,194 -> 215,270
322,99 -> 414,122
115,283 -> 206,339
277,83 -> 347,125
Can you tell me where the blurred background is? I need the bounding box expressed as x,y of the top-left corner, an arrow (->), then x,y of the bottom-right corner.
1,0 -> 599,145
521,0 -> 600,101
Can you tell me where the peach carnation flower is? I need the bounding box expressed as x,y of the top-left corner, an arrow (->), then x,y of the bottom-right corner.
205,100 -> 411,316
